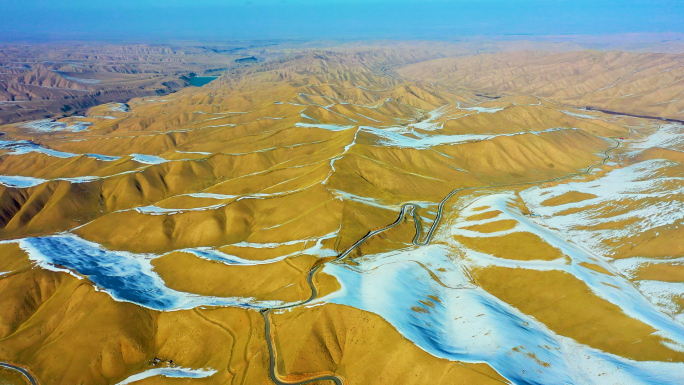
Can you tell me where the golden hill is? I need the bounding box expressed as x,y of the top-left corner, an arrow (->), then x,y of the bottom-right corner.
397,50 -> 684,120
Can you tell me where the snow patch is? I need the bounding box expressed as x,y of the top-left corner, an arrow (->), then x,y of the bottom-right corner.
134,203 -> 226,215
360,126 -> 571,149
6,234 -> 280,311
0,139 -> 79,158
186,193 -> 237,199
319,239 -> 684,384
21,119 -> 92,133
131,154 -> 168,165
630,124 -> 684,152
116,367 -> 216,385
332,189 -> 397,210
295,122 -> 355,131
110,103 -> 129,112
0,175 -> 46,188
520,159 -> 684,256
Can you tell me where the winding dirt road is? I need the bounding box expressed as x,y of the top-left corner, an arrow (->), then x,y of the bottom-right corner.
260,137 -> 621,384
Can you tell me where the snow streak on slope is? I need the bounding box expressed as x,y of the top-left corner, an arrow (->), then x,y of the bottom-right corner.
361,126 -> 574,149
0,175 -> 101,188
85,153 -> 121,161
0,175 -> 47,188
458,105 -> 504,114
612,256 -> 684,279
0,139 -> 135,163
134,204 -> 226,215
409,105 -> 449,131
186,193 -> 237,199
180,231 -> 338,265
332,189 -> 398,210
130,154 -> 169,165
295,122 -> 355,131
0,140 -> 170,165
180,248 -> 292,265
116,367 -> 216,384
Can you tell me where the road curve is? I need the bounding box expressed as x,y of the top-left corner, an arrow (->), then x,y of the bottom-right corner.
0,362 -> 38,385
261,309 -> 344,385
261,137 -> 621,385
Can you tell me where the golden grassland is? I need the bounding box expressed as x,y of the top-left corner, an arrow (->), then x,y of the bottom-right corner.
0,47 -> 682,384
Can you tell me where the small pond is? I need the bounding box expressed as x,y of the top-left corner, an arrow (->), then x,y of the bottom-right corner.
188,76 -> 218,87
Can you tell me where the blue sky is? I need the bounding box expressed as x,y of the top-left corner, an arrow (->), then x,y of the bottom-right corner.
1,0 -> 682,41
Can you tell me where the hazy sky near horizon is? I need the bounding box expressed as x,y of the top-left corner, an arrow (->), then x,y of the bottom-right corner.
1,0 -> 682,41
